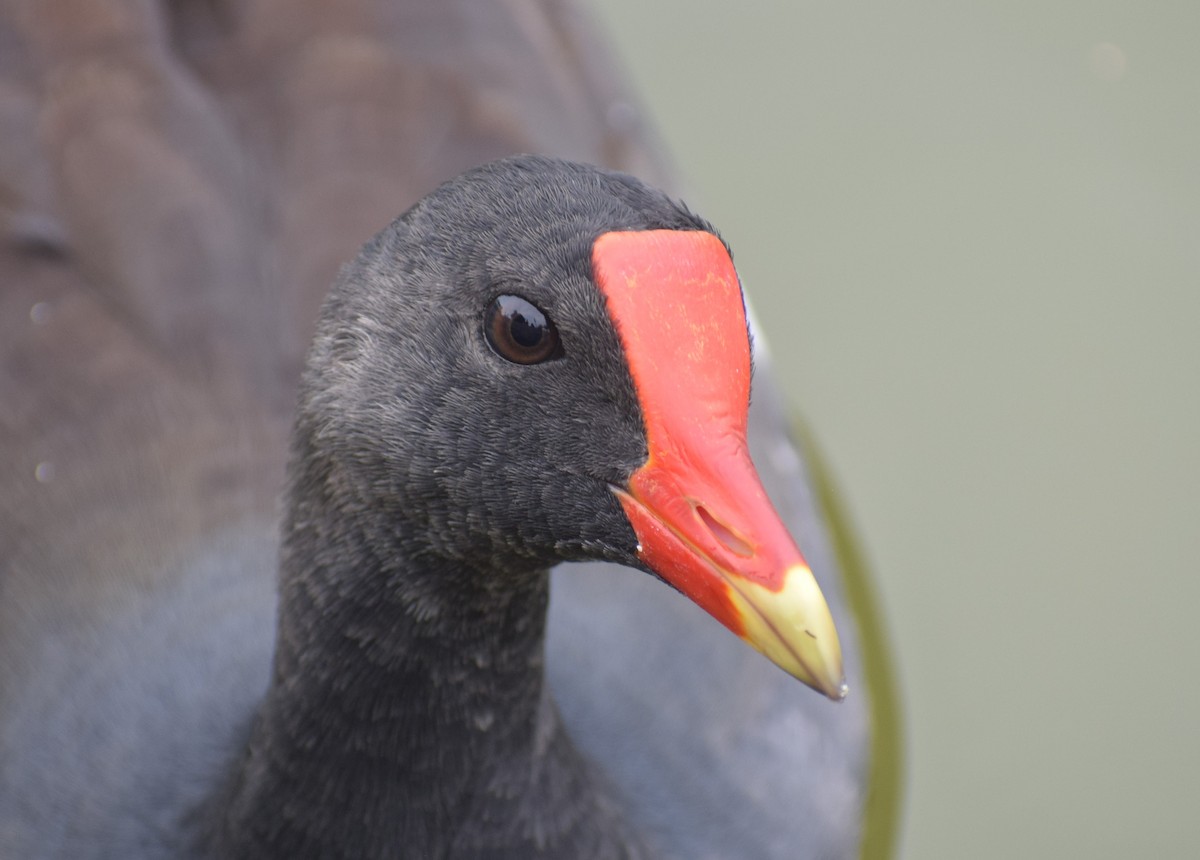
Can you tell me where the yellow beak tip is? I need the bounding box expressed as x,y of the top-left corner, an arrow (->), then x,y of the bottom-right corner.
726,563 -> 849,702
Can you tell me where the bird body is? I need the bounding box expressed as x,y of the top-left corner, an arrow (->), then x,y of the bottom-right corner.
0,4 -> 877,858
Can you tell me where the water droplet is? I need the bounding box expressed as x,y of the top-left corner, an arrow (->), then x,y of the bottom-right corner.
34,461 -> 55,483
30,302 -> 52,325
1089,42 -> 1127,81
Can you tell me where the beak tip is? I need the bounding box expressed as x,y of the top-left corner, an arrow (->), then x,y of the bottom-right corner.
818,650 -> 848,703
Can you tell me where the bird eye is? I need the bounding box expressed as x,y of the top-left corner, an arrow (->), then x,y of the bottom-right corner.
484,295 -> 563,365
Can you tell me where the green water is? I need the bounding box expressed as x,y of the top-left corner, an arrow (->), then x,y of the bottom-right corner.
596,3 -> 1200,857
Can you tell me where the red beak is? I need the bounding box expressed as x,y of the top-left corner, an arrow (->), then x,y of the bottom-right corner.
594,230 -> 846,701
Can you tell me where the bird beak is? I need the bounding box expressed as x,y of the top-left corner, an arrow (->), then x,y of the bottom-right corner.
612,455 -> 846,701
594,229 -> 846,701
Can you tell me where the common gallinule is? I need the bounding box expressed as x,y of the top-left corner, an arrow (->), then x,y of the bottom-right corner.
0,3 -> 886,858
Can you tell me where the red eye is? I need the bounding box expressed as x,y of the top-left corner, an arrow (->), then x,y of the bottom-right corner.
484,295 -> 563,364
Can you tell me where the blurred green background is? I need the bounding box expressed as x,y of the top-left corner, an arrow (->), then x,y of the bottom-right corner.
596,3 -> 1200,858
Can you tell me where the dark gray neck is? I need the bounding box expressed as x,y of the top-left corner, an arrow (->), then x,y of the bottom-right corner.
208,479 -> 646,859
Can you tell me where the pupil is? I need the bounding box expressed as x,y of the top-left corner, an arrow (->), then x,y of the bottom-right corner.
510,309 -> 544,348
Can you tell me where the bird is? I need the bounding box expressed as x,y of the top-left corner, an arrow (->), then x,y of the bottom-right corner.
0,2 -> 897,858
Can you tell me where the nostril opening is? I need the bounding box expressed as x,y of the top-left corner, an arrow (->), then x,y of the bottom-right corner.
695,505 -> 753,558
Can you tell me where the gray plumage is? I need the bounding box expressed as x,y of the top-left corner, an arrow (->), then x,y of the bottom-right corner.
0,3 -> 869,858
